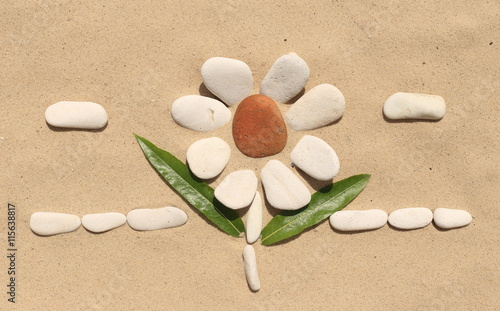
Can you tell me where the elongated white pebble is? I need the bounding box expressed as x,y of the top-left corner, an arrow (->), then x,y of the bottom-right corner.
127,207 -> 188,231
186,137 -> 230,179
291,135 -> 340,181
243,245 -> 260,291
214,170 -> 258,209
383,92 -> 446,120
246,192 -> 263,244
45,101 -> 108,129
329,209 -> 387,231
433,208 -> 472,229
30,212 -> 81,236
171,95 -> 231,131
388,207 -> 433,230
81,212 -> 127,233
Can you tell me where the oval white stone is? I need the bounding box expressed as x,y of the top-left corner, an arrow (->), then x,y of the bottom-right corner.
45,101 -> 108,129
388,207 -> 433,230
260,52 -> 310,103
201,57 -> 253,106
30,212 -> 81,236
383,92 -> 446,120
261,159 -> 311,210
433,208 -> 472,229
329,209 -> 388,231
214,170 -> 258,210
291,135 -> 340,181
285,84 -> 345,131
81,212 -> 127,233
171,95 -> 231,131
243,245 -> 260,291
186,137 -> 230,179
127,206 -> 188,231
246,192 -> 263,244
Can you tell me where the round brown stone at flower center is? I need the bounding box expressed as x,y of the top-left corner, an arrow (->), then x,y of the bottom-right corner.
232,94 -> 287,158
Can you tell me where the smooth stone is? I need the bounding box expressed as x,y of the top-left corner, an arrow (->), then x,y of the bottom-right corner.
232,94 -> 287,158
127,206 -> 188,231
186,137 -> 230,179
329,209 -> 388,231
246,192 -> 263,244
30,212 -> 81,236
171,95 -> 231,131
285,83 -> 345,130
433,208 -> 472,229
201,57 -> 253,106
243,245 -> 260,291
261,159 -> 311,210
290,135 -> 340,181
260,52 -> 310,103
45,101 -> 108,129
81,212 -> 127,233
214,170 -> 258,210
383,92 -> 446,120
388,207 -> 433,230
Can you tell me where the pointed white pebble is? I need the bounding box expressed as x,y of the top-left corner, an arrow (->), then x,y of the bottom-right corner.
187,137 -> 230,179
388,207 -> 433,230
433,208 -> 472,229
81,212 -> 127,233
127,207 -> 188,231
261,159 -> 311,210
329,209 -> 387,231
291,135 -> 340,181
30,212 -> 81,236
260,52 -> 310,103
246,192 -> 263,244
243,245 -> 260,291
383,92 -> 446,120
171,95 -> 231,131
214,170 -> 258,209
45,101 -> 108,129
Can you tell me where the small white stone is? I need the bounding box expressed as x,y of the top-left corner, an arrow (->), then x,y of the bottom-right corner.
261,159 -> 311,210
171,95 -> 231,131
30,212 -> 81,236
246,192 -> 263,244
285,84 -> 345,130
186,137 -> 230,179
214,170 -> 258,210
291,135 -> 340,181
383,92 -> 446,120
260,52 -> 310,103
81,212 -> 127,233
201,57 -> 253,106
45,101 -> 108,129
388,207 -> 433,230
329,209 -> 388,231
127,207 -> 188,231
243,245 -> 260,291
433,208 -> 472,229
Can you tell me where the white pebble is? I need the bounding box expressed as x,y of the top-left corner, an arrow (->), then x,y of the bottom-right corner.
45,101 -> 108,129
433,208 -> 472,229
201,57 -> 253,106
261,159 -> 311,210
186,137 -> 230,179
388,207 -> 433,230
290,135 -> 340,181
260,52 -> 310,103
127,206 -> 188,231
243,245 -> 260,291
81,212 -> 127,233
30,212 -> 81,236
329,209 -> 388,231
246,192 -> 263,244
285,84 -> 345,130
171,95 -> 231,131
383,92 -> 446,120
214,170 -> 258,209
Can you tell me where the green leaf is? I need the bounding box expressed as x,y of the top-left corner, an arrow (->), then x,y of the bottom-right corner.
134,134 -> 245,237
261,174 -> 371,245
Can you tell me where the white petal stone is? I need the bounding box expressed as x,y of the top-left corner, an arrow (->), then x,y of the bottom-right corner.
127,206 -> 188,231
260,52 -> 310,103
388,207 -> 433,230
81,212 -> 127,233
45,101 -> 108,129
329,209 -> 388,231
246,192 -> 263,244
383,92 -> 446,120
171,95 -> 231,131
285,84 -> 345,131
186,137 -> 230,179
201,57 -> 253,106
290,135 -> 340,181
30,212 -> 81,236
214,170 -> 258,210
243,245 -> 260,291
261,159 -> 311,210
433,208 -> 472,229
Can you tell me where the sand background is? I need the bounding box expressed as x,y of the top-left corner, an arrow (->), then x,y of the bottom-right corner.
1,1 -> 498,310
